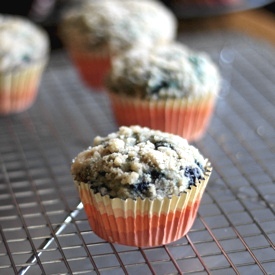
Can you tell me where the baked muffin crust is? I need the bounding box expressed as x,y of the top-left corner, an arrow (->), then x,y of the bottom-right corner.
106,42 -> 220,100
59,0 -> 177,54
72,126 -> 208,200
0,14 -> 49,72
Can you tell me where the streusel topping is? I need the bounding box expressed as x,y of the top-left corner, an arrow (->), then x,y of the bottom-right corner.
59,0 -> 177,54
71,126 -> 207,200
0,14 -> 49,72
106,42 -> 220,100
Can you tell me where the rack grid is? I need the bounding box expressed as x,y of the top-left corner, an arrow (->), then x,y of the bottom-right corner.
0,30 -> 275,274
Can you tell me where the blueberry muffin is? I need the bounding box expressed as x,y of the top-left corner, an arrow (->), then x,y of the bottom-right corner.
0,14 -> 49,115
58,0 -> 177,90
106,42 -> 221,141
72,126 -> 212,246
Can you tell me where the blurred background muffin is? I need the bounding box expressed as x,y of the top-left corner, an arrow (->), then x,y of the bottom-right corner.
105,42 -> 221,142
0,14 -> 49,115
58,0 -> 178,91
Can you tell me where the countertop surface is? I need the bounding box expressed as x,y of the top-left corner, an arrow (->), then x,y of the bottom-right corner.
0,29 -> 275,274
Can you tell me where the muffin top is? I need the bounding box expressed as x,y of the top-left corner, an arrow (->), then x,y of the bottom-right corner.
71,125 -> 208,200
106,42 -> 221,100
0,14 -> 49,72
59,0 -> 177,54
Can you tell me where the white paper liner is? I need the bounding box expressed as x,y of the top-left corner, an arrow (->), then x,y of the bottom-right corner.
0,59 -> 47,115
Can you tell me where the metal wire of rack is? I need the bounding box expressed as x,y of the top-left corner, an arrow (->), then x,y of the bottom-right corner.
0,30 -> 275,274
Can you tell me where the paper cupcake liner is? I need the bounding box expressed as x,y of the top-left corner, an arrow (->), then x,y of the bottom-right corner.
68,50 -> 111,91
75,162 -> 212,247
107,92 -> 217,141
0,59 -> 47,115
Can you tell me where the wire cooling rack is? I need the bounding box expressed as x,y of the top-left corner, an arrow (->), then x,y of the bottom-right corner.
0,30 -> 275,275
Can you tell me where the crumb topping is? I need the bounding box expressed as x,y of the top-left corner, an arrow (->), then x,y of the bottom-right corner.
106,42 -> 221,100
59,0 -> 177,54
0,14 -> 49,72
71,126 -> 207,200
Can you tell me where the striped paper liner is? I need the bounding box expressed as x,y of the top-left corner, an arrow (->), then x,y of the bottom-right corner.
107,92 -> 217,142
75,162 -> 212,247
68,50 -> 111,91
0,59 -> 47,115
